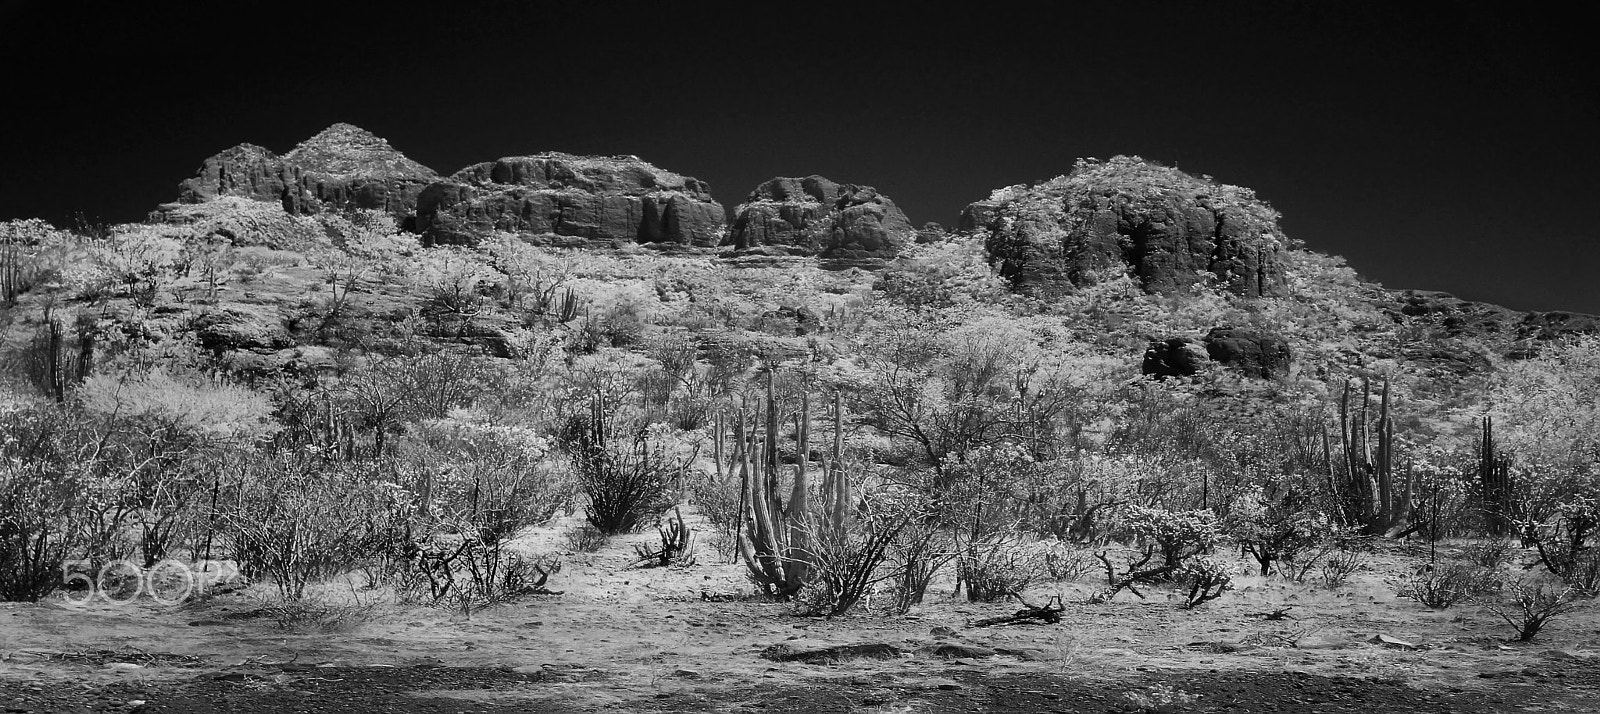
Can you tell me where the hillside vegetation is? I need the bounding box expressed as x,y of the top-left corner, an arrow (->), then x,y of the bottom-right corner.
1,152 -> 1596,638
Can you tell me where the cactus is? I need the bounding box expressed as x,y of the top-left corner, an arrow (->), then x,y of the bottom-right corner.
554,287 -> 579,323
1330,377 -> 1414,536
1477,415 -> 1516,536
634,506 -> 695,567
729,373 -> 851,600
1,230 -> 20,305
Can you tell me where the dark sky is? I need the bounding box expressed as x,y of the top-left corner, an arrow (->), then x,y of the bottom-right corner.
2,2 -> 1595,314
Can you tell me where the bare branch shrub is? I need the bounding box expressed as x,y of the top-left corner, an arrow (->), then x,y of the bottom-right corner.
1485,581 -> 1585,642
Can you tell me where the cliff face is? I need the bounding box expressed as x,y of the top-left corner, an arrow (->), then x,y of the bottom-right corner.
414,154 -> 726,249
173,123 -> 439,225
961,156 -> 1287,298
725,176 -> 914,268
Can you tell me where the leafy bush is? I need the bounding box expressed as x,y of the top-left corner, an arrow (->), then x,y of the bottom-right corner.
1095,506 -> 1221,600
1226,489 -> 1339,576
1176,555 -> 1236,608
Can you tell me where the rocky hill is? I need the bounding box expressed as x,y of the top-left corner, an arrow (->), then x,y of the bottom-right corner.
416,153 -> 726,249
726,176 -> 915,268
3,127 -> 1596,403
961,156 -> 1286,299
166,123 -> 440,228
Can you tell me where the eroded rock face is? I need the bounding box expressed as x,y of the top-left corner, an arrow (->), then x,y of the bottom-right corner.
175,124 -> 439,224
415,154 -> 726,248
961,156 -> 1286,298
725,176 -> 914,267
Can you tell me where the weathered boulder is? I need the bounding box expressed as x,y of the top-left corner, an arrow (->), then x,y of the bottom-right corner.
415,154 -> 726,248
1204,327 -> 1293,379
725,176 -> 914,267
1142,337 -> 1212,378
961,156 -> 1286,298
173,123 -> 439,225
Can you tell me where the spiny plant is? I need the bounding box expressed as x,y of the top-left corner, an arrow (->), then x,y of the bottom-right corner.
1330,377 -> 1415,537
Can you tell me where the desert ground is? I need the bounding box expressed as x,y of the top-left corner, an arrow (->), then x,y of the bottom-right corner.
2,508 -> 1596,714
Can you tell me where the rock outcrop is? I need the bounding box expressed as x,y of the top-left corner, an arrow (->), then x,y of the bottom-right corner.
173,123 -> 439,226
1142,327 -> 1292,379
725,176 -> 914,267
1202,327 -> 1293,379
962,156 -> 1286,298
1142,337 -> 1212,378
1383,289 -> 1600,345
415,154 -> 726,248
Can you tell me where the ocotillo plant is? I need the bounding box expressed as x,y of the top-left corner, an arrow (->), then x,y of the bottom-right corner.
1330,378 -> 1414,536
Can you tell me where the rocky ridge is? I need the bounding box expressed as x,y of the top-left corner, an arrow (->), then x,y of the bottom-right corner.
725,175 -> 915,268
416,153 -> 726,249
169,123 -> 439,226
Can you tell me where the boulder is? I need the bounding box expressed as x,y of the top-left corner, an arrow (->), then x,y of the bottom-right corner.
415,154 -> 726,248
962,156 -> 1286,298
174,123 -> 439,226
725,176 -> 914,267
1142,337 -> 1211,378
1204,327 -> 1292,379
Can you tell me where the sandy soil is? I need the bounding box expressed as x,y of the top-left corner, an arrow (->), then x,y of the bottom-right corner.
3,509 -> 1598,713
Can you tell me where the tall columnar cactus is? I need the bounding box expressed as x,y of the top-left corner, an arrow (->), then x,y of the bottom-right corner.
1477,416 -> 1515,536
1331,378 -> 1414,536
730,373 -> 848,599
1,230 -> 20,305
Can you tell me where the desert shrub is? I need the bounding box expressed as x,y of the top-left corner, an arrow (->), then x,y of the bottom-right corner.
876,235 -> 1011,308
886,517 -> 958,613
568,413 -> 686,535
563,524 -> 610,553
1485,581 -> 1585,642
1226,488 -> 1341,577
403,416 -> 568,542
1464,538 -> 1516,570
1094,506 -> 1221,600
392,528 -> 561,615
1041,539 -> 1096,581
1400,563 -> 1501,609
1122,684 -> 1199,712
1176,555 -> 1236,609
0,459 -> 90,601
1318,549 -> 1365,589
159,196 -> 329,252
1521,497 -> 1600,592
218,454 -> 412,600
959,530 -> 1049,603
688,472 -> 742,543
0,404 -> 152,601
793,494 -> 910,617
